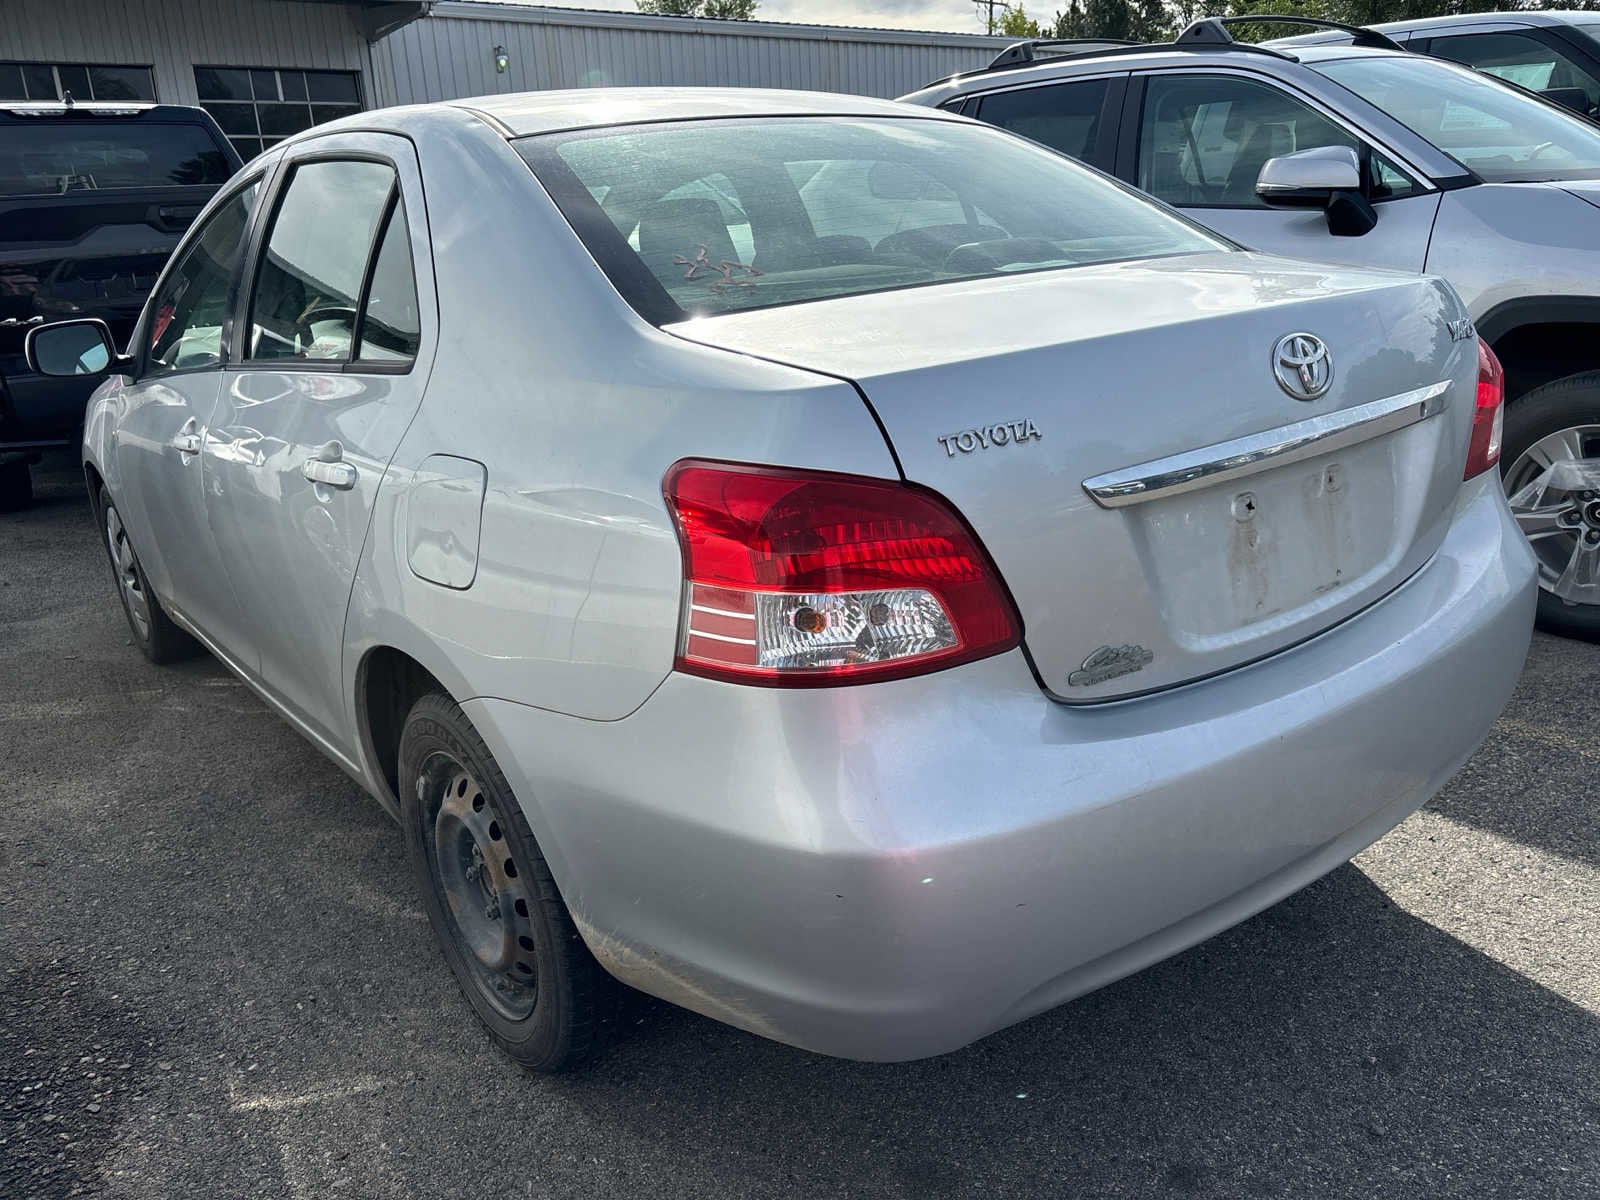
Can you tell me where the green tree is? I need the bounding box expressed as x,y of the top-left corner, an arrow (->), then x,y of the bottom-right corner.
999,4 -> 1044,36
636,0 -> 760,17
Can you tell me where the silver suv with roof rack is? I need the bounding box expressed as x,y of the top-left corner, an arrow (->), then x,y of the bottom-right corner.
903,16 -> 1600,639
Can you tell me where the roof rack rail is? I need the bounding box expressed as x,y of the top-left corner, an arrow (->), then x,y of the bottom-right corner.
932,22 -> 1292,86
1200,14 -> 1406,52
987,38 -> 1139,69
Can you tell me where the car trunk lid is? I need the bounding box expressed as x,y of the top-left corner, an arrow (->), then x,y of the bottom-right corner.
666,251 -> 1478,701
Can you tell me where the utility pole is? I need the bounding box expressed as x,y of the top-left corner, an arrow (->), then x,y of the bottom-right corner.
972,0 -> 1009,34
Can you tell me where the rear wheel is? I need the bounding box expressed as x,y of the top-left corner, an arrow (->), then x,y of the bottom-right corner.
1501,372 -> 1600,641
96,485 -> 198,663
399,692 -> 612,1072
0,461 -> 31,512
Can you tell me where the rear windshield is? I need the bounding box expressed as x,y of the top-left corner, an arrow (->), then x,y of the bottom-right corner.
0,121 -> 231,197
517,116 -> 1225,322
1316,55 -> 1600,182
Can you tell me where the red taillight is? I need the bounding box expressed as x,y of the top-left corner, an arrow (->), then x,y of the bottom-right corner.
1465,338 -> 1505,480
662,460 -> 1022,686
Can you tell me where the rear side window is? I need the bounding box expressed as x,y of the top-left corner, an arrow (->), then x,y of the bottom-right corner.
0,122 -> 231,197
518,116 -> 1224,323
975,79 -> 1111,162
246,158 -> 418,365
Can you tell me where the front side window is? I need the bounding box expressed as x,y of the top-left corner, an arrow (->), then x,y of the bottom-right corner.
1428,31 -> 1600,113
145,181 -> 260,375
519,116 -> 1225,322
1317,54 -> 1600,183
975,78 -> 1111,162
1137,74 -> 1413,208
246,158 -> 418,366
0,122 -> 231,197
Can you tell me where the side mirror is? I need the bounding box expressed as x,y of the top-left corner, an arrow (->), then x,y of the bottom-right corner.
25,318 -> 127,378
1256,145 -> 1378,238
1541,86 -> 1591,116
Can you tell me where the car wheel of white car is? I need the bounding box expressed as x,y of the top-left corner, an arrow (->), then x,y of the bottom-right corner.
1501,372 -> 1600,641
96,485 -> 199,664
398,692 -> 613,1073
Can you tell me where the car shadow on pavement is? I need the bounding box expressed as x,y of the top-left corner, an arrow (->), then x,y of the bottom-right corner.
548,864 -> 1600,1198
1426,631 -> 1600,871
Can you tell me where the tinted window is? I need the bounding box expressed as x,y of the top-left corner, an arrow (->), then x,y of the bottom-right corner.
977,79 -> 1110,162
0,123 -> 231,197
1137,74 -> 1412,208
246,159 -> 395,362
521,117 -> 1224,322
1318,55 -> 1600,182
1429,32 -> 1600,115
146,181 -> 259,375
355,198 -> 421,363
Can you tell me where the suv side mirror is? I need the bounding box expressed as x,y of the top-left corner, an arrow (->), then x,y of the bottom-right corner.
1256,145 -> 1378,238
24,318 -> 127,378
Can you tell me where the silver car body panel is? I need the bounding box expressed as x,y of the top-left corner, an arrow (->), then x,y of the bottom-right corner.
78,91 -> 1536,1059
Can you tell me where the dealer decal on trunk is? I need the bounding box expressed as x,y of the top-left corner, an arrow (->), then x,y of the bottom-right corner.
937,419 -> 1042,458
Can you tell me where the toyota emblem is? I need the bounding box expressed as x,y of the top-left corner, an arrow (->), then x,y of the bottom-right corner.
1273,333 -> 1333,401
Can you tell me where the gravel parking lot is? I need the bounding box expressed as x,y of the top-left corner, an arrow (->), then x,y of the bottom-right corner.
3,451 -> 1599,1200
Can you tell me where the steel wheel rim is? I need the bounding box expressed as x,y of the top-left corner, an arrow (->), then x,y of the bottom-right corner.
104,504 -> 151,639
419,753 -> 540,1020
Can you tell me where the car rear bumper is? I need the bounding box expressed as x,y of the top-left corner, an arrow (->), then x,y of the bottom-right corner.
465,474 -> 1536,1061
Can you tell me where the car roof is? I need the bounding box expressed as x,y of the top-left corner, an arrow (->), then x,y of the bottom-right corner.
1271,10 -> 1600,45
1369,9 -> 1600,34
444,87 -> 950,138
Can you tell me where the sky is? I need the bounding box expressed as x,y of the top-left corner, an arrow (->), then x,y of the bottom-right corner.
459,1 -> 1006,34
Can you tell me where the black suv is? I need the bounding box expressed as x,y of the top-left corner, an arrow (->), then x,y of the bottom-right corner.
0,102 -> 240,508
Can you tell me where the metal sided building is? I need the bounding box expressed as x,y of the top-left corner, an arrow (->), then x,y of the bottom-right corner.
369,3 -> 1009,105
0,0 -> 430,160
2,1 -> 1005,159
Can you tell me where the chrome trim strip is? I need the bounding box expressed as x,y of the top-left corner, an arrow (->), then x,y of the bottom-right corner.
1082,380 -> 1450,509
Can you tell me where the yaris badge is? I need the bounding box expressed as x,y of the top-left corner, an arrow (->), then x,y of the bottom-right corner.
1273,333 -> 1333,401
1068,644 -> 1154,688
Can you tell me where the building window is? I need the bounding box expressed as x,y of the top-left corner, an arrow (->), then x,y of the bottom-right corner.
0,62 -> 156,103
194,67 -> 362,161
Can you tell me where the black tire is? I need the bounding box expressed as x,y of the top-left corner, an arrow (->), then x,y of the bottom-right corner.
1501,372 -> 1600,642
399,692 -> 612,1072
0,461 -> 31,512
95,484 -> 199,664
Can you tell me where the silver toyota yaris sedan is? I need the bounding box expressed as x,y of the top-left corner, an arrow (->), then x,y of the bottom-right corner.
27,88 -> 1535,1071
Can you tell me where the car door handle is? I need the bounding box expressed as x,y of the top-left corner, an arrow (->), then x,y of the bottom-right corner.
302,457 -> 358,490
171,431 -> 201,456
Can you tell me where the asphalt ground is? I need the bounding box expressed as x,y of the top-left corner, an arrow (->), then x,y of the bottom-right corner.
3,450 -> 1598,1200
